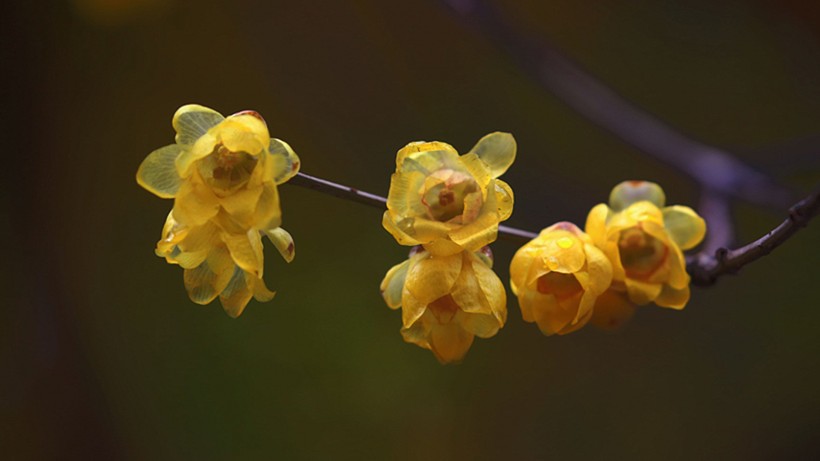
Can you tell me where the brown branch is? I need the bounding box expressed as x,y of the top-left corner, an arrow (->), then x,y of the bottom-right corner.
440,0 -> 795,210
687,189 -> 820,286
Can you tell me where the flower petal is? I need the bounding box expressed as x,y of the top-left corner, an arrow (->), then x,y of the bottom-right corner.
585,203 -> 610,245
583,243 -> 613,294
267,138 -> 301,185
172,173 -> 220,226
264,227 -> 295,263
222,230 -> 263,276
404,252 -> 463,304
380,259 -> 410,309
457,311 -> 501,339
183,261 -> 221,305
219,268 -> 254,318
590,289 -> 637,330
655,284 -> 690,310
608,180 -> 666,211
494,179 -> 514,221
663,205 -> 706,250
395,141 -> 459,172
624,278 -> 662,305
429,323 -> 474,364
382,212 -> 421,246
467,132 -> 516,178
470,253 -> 507,324
137,144 -> 182,198
173,104 -> 225,146
218,115 -> 270,155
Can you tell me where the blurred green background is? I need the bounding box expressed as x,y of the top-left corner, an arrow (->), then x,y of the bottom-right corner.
4,0 -> 820,459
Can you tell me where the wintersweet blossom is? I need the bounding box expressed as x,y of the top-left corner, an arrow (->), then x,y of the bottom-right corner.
380,248 -> 506,364
382,133 -> 516,256
585,181 -> 706,309
137,104 -> 299,316
510,222 -> 613,335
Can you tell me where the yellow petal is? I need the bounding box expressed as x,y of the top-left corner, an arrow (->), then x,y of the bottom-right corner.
250,275 -> 276,302
447,185 -> 499,251
172,104 -> 225,146
174,131 -> 218,178
219,268 -> 253,318
655,284 -> 690,310
421,238 -> 463,256
222,230 -> 263,276
429,323 -> 474,364
380,259 -> 411,309
395,141 -> 459,172
524,290 -> 575,336
624,278 -> 662,305
218,115 -> 270,155
663,205 -> 706,250
137,144 -> 183,198
254,182 -> 283,231
183,262 -> 221,305
510,244 -> 539,295
467,132 -> 516,178
219,184 -> 264,225
400,311 -> 433,349
264,227 -> 295,263
385,171 -> 428,221
494,179 -> 514,221
666,244 -> 690,289
382,211 -> 421,247
609,180 -> 666,211
401,287 -> 428,329
449,257 -> 489,315
585,203 -> 610,245
457,311 -> 501,339
404,252 -> 463,304
470,253 -> 507,324
172,173 -> 220,226
267,138 -> 301,185
458,152 -> 492,189
583,243 -> 613,294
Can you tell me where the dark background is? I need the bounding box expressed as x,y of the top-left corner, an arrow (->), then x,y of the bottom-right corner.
3,0 -> 820,459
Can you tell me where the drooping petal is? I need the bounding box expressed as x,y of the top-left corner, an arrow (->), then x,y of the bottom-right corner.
429,323 -> 474,364
264,227 -> 295,263
380,259 -> 411,309
268,138 -> 301,185
467,132 -> 516,178
137,144 -> 183,198
655,284 -> 690,309
172,104 -> 225,146
470,253 -> 507,324
404,252 -> 463,304
250,275 -> 276,302
585,203 -> 610,244
219,184 -> 264,225
663,205 -> 707,250
183,261 -> 221,305
222,231 -> 263,276
457,311 -> 502,339
401,288 -> 428,329
400,311 -> 433,349
219,267 -> 254,318
583,243 -> 614,294
624,278 -> 663,305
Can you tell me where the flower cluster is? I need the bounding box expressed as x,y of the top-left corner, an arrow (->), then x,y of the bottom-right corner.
380,133 -> 516,363
509,180 -> 706,334
137,104 -> 300,317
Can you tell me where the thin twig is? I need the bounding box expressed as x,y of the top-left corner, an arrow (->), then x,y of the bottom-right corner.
440,0 -> 795,210
687,189 -> 820,286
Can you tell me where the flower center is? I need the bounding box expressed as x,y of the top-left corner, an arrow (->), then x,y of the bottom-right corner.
537,272 -> 583,300
618,226 -> 668,280
198,143 -> 258,194
420,169 -> 480,223
428,294 -> 460,323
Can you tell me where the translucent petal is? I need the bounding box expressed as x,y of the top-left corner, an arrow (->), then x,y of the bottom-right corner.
655,284 -> 690,310
220,184 -> 264,225
609,181 -> 665,211
450,257 -> 490,315
218,115 -> 270,155
494,179 -> 514,221
467,132 -> 516,178
173,104 -> 225,146
525,290 -> 573,336
175,132 -> 218,178
382,212 -> 421,246
380,259 -> 410,309
590,289 -> 636,330
264,227 -> 295,263
395,141 -> 459,171
429,323 -> 474,364
172,174 -> 220,226
219,268 -> 253,318
400,312 -> 433,349
667,245 -> 690,289
458,153 -> 492,189
268,138 -> 301,185
401,288 -> 428,328
137,144 -> 182,198
404,252 -> 463,304
183,262 -> 220,305
448,187 -> 499,251
663,206 -> 706,250
457,311 -> 501,339
539,230 -> 586,274
251,276 -> 276,302
509,245 -> 539,294
470,253 -> 507,324
411,218 -> 455,243
254,182 -> 282,231
624,278 -> 662,305
421,238 -> 463,257
223,231 -> 263,276
386,171 -> 428,219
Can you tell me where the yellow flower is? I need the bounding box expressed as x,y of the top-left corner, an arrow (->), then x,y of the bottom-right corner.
137,104 -> 299,316
380,248 -> 507,364
383,133 -> 516,256
509,222 -> 613,335
585,181 -> 706,309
